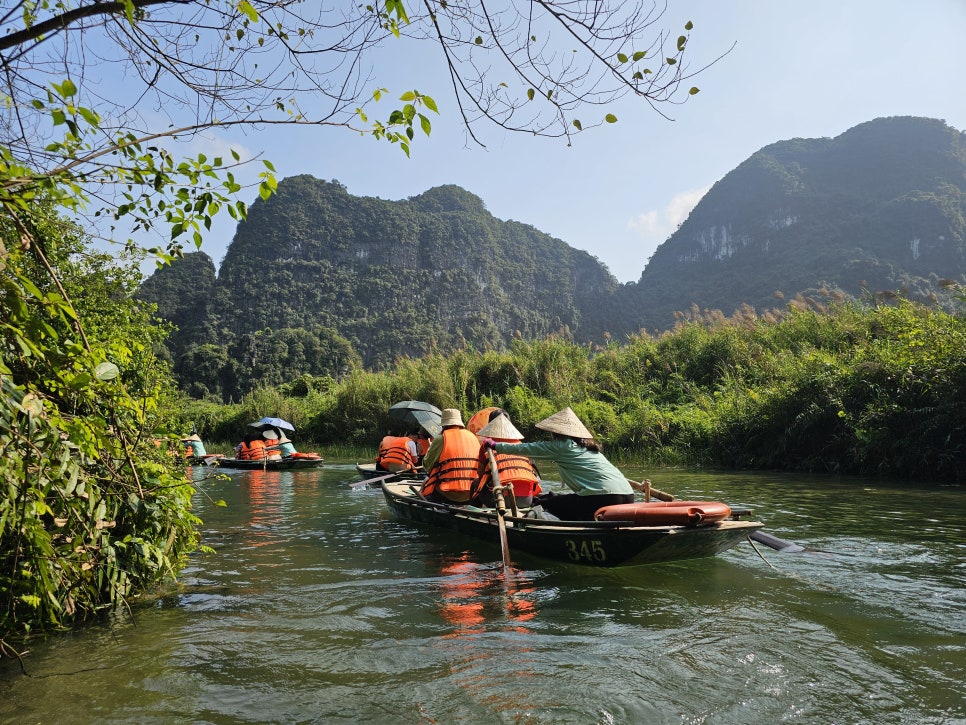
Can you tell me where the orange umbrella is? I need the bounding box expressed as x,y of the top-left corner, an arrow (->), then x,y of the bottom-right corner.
467,407 -> 504,434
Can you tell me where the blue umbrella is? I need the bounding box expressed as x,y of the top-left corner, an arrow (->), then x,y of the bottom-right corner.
248,417 -> 295,432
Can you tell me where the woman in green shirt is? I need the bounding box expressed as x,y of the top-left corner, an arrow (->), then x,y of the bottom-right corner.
481,407 -> 634,520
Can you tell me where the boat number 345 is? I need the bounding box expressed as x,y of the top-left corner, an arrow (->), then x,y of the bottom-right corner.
564,539 -> 606,563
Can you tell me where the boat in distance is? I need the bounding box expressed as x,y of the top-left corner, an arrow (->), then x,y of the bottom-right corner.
217,456 -> 324,471
380,481 -> 764,567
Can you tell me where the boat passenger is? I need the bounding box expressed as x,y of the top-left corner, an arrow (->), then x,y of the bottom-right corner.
182,433 -> 207,458
236,431 -> 268,460
480,407 -> 633,520
261,430 -> 283,461
472,414 -> 542,508
414,429 -> 432,464
270,433 -> 298,458
376,432 -> 420,472
421,409 -> 481,504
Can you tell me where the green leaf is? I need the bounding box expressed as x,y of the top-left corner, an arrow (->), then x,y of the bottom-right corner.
422,95 -> 438,113
94,362 -> 120,381
54,79 -> 77,98
69,373 -> 93,389
685,20 -> 694,30
527,88 -> 535,101
419,114 -> 431,136
78,107 -> 100,126
632,51 -> 646,61
689,87 -> 700,95
617,53 -> 628,64
475,36 -> 483,45
677,35 -> 687,52
572,119 -> 582,131
605,113 -> 617,123
399,91 -> 417,102
238,0 -> 259,22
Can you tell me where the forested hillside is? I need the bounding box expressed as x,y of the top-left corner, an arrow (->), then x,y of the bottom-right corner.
140,180 -> 620,400
139,116 -> 966,400
613,116 -> 966,334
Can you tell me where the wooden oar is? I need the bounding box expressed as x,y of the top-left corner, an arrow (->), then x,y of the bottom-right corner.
749,530 -> 806,552
486,448 -> 512,569
349,473 -> 398,490
627,479 -> 675,502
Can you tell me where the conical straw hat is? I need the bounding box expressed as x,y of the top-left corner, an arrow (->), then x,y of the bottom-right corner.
477,415 -> 524,441
182,433 -> 202,442
535,407 -> 593,439
262,429 -> 279,440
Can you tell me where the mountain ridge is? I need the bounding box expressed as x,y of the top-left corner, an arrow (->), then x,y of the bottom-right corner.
139,116 -> 966,400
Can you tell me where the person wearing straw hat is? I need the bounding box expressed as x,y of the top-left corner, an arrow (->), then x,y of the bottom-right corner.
421,409 -> 481,504
266,429 -> 322,460
472,413 -> 542,508
267,431 -> 297,458
181,433 -> 207,458
480,407 -> 633,520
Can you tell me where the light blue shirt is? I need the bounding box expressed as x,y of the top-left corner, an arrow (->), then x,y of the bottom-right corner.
186,440 -> 207,457
492,439 -> 632,496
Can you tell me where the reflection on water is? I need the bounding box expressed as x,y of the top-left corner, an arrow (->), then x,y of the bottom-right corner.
1,463 -> 963,724
437,554 -> 538,636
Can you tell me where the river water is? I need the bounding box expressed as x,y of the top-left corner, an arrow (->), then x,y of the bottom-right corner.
1,462 -> 963,724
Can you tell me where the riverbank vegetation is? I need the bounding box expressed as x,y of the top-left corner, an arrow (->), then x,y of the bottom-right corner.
0,214 -> 201,658
184,291 -> 965,483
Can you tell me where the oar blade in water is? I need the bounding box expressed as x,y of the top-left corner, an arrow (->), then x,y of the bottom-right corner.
750,530 -> 805,553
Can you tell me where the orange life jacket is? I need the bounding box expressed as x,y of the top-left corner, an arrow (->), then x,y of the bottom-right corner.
422,428 -> 481,503
477,450 -> 542,499
377,436 -> 416,471
238,439 -> 267,460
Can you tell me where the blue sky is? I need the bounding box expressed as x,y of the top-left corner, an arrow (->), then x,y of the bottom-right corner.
180,1 -> 966,283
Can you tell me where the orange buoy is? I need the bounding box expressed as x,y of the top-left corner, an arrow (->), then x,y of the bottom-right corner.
594,501 -> 732,526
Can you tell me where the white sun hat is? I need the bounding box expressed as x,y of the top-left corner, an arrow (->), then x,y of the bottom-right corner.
440,408 -> 465,427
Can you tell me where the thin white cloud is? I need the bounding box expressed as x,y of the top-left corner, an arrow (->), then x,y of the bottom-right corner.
628,186 -> 710,241
184,131 -> 256,167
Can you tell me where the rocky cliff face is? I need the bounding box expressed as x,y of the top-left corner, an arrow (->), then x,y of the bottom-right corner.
147,177 -> 620,374
610,116 -> 966,334
141,117 -> 966,397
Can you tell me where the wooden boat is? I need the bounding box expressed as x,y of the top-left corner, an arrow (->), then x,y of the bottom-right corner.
381,481 -> 763,567
356,462 -> 426,483
217,455 -> 324,471
185,453 -> 225,466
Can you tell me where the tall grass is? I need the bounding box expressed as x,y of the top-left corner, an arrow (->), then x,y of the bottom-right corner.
178,294 -> 966,482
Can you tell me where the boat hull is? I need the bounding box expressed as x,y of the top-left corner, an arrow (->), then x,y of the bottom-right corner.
381,482 -> 763,567
186,454 -> 224,466
218,457 -> 324,470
